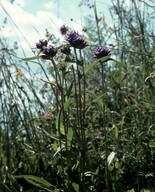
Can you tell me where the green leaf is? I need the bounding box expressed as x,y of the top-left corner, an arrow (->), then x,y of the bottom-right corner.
67,127 -> 73,142
53,144 -> 65,158
22,55 -> 42,61
14,175 -> 54,191
84,56 -> 110,74
51,142 -> 58,151
60,124 -> 65,135
85,91 -> 105,114
107,151 -> 115,167
115,125 -> 118,140
66,82 -> 74,97
64,97 -> 73,111
127,189 -> 135,192
22,45 -> 63,62
55,45 -> 63,51
67,127 -> 73,150
55,109 -> 62,131
72,182 -> 79,192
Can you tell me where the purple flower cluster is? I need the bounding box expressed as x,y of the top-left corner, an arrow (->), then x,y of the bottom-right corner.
36,40 -> 57,58
65,31 -> 88,49
36,39 -> 48,51
65,31 -> 111,60
60,25 -> 69,35
36,32 -> 111,61
93,46 -> 111,60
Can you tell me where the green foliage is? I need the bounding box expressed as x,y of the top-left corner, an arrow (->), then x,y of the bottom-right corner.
1,0 -> 155,192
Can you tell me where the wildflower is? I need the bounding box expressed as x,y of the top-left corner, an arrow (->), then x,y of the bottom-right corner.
15,69 -> 22,78
42,45 -> 57,58
97,16 -> 106,23
43,112 -> 51,120
50,78 -> 56,84
93,46 -> 111,60
65,31 -> 88,49
61,45 -> 71,55
60,24 -> 69,35
36,39 -> 48,51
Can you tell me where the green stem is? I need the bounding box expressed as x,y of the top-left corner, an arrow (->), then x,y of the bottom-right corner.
94,2 -> 102,46
74,48 -> 86,191
101,62 -> 109,192
51,58 -> 67,188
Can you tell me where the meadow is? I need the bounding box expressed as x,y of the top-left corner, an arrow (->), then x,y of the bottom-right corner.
1,0 -> 155,191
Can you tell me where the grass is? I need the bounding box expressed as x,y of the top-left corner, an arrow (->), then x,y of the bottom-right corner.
1,0 -> 155,191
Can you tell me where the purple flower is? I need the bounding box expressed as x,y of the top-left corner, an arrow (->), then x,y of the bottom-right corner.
43,112 -> 51,120
42,45 -> 57,58
36,39 -> 48,51
60,25 -> 69,35
65,31 -> 88,49
93,46 -> 111,60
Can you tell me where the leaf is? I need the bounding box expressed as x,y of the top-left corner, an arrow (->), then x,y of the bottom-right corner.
66,81 -> 74,97
72,182 -> 79,192
51,142 -> 58,151
53,144 -> 65,158
67,127 -> 73,150
14,175 -> 54,191
127,189 -> 135,192
85,91 -> 105,114
55,109 -> 62,132
22,45 -> 63,61
64,97 -> 73,111
22,55 -> 42,61
115,126 -> 118,140
115,161 -> 120,169
55,99 -> 73,136
42,128 -> 59,141
107,151 -> 115,167
67,127 -> 73,142
84,56 -> 110,74
60,124 -> 65,135
53,189 -> 59,192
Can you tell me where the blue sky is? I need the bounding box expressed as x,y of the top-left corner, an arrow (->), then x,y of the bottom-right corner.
24,0 -> 81,21
0,0 -> 112,57
23,0 -> 112,24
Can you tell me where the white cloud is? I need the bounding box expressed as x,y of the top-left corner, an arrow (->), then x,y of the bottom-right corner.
0,0 -> 64,57
0,0 -> 87,59
71,22 -> 83,33
14,0 -> 25,7
43,2 -> 54,9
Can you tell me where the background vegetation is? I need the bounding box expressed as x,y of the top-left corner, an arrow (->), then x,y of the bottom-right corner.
1,0 -> 155,191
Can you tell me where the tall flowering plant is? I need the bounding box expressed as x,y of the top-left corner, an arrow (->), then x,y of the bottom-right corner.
22,29 -> 111,191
